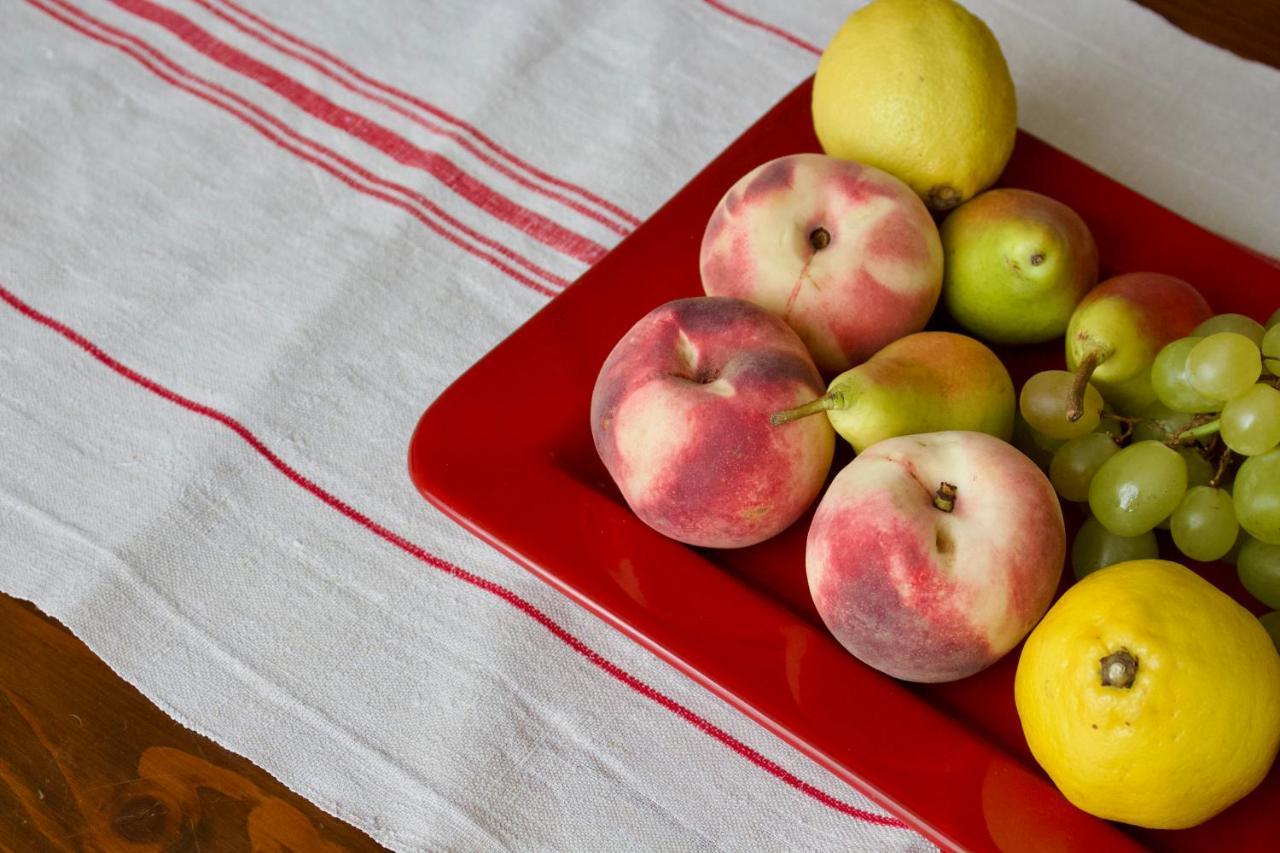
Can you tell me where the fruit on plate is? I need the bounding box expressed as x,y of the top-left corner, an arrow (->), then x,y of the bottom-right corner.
1265,321 -> 1280,371
771,331 -> 1014,452
1170,485 -> 1240,562
591,297 -> 834,548
1018,370 -> 1105,440
1064,272 -> 1212,416
1037,306 -> 1280,577
1239,536 -> 1280,609
1151,336 -> 1220,413
700,153 -> 942,374
807,431 -> 1064,682
940,189 -> 1098,344
1015,559 -> 1280,828
1262,612 -> 1280,650
1087,440 -> 1188,537
1070,516 -> 1157,580
1234,448 -> 1280,544
1193,312 -> 1266,347
1049,433 -> 1120,503
812,0 -> 1016,211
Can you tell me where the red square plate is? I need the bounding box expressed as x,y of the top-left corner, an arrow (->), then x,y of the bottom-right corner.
409,78 -> 1279,851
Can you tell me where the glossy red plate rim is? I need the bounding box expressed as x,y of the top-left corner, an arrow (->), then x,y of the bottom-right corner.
409,78 -> 1279,852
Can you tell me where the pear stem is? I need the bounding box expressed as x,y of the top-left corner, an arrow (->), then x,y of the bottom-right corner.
1066,349 -> 1105,423
933,482 -> 957,513
1100,649 -> 1138,689
771,391 -> 845,426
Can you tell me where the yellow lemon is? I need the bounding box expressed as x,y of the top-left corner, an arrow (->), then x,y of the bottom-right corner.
1015,559 -> 1280,828
812,0 -> 1016,211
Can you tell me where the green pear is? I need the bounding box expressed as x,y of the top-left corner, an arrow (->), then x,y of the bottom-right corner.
1065,273 -> 1211,417
772,332 -> 1015,452
940,189 -> 1098,345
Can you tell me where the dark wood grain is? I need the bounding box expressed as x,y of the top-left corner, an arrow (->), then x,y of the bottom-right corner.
1135,0 -> 1280,68
1,5 -> 1276,852
0,595 -> 384,851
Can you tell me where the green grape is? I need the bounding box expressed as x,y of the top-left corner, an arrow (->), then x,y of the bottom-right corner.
1171,485 -> 1239,562
1151,337 -> 1219,413
1130,401 -> 1195,444
1260,612 -> 1280,652
1019,370 -> 1103,440
1031,425 -> 1066,455
1071,516 -> 1159,580
1223,529 -> 1247,565
1263,324 -> 1280,375
1050,433 -> 1120,503
1088,440 -> 1188,536
1186,332 -> 1262,401
1093,417 -> 1127,441
1239,536 -> 1280,609
1177,447 -> 1216,488
1267,307 -> 1280,331
1161,459 -> 1213,530
1192,313 -> 1265,347
1011,411 -> 1054,470
1234,449 -> 1280,544
1221,383 -> 1280,456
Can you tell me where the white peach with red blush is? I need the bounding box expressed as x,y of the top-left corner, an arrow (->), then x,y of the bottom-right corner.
806,431 -> 1065,682
591,297 -> 834,549
700,153 -> 943,374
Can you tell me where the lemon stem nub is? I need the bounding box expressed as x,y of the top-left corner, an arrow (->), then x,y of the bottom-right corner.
933,482 -> 957,513
1100,649 -> 1138,689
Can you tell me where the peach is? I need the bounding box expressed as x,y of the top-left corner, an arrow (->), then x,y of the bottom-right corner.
806,431 -> 1064,682
591,297 -> 835,548
700,153 -> 943,374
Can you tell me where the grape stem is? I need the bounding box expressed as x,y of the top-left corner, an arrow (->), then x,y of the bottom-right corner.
1066,350 -> 1104,423
1100,410 -> 1140,444
1210,448 -> 1235,489
1166,415 -> 1220,446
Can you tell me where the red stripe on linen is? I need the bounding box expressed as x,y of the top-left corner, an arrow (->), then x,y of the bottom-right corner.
0,280 -> 909,832
109,0 -> 609,267
190,0 -> 635,238
29,0 -> 565,297
700,0 -> 823,56
207,0 -> 642,230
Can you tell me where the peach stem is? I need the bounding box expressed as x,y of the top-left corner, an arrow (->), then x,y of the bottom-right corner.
933,482 -> 957,513
770,391 -> 844,426
1067,349 -> 1105,423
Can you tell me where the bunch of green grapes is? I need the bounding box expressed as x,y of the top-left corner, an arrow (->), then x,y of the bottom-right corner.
1016,309 -> 1280,643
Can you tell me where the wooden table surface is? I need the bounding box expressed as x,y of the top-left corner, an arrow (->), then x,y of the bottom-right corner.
2,3 -> 1277,851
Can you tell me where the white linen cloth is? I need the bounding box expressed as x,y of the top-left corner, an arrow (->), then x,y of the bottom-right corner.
1,0 -> 1277,849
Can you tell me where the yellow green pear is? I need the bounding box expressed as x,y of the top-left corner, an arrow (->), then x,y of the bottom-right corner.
941,189 -> 1098,344
772,332 -> 1015,452
812,0 -> 1017,211
1065,273 -> 1212,416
